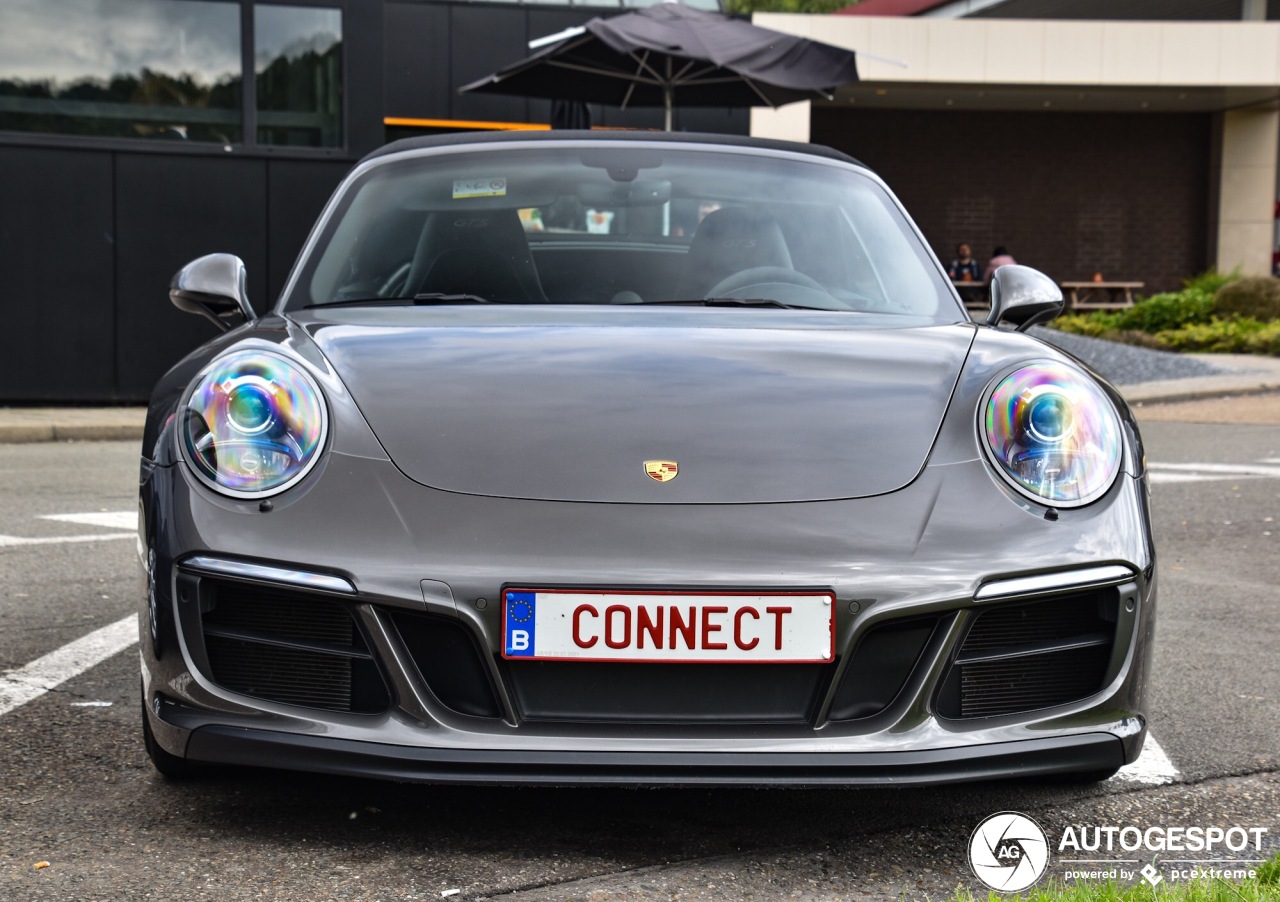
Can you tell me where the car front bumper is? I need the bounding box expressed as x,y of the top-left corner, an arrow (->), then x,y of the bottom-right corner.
139,447 -> 1156,785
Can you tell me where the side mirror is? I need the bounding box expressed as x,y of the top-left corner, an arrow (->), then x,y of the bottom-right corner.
985,265 -> 1063,331
170,253 -> 256,331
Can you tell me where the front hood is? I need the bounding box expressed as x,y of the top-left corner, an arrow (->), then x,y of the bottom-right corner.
300,308 -> 975,503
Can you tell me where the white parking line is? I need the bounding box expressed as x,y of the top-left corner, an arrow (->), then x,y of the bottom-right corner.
0,510 -> 137,548
40,511 -> 136,531
0,533 -> 135,547
1111,735 -> 1179,785
1148,461 -> 1280,484
0,615 -> 138,717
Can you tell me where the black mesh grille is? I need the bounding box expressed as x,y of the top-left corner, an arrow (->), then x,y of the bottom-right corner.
959,601 -> 1107,653
938,589 -> 1119,720
956,645 -> 1113,718
206,636 -> 355,711
199,580 -> 389,714
204,585 -> 355,645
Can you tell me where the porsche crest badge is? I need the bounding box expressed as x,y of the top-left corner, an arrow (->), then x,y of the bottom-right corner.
644,460 -> 679,483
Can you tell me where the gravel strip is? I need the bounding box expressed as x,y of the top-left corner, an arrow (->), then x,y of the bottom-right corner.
1028,327 -> 1231,386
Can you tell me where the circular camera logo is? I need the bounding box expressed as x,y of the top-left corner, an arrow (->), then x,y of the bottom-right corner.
969,811 -> 1050,893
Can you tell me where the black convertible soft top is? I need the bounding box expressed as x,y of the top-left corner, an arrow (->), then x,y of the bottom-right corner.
361,129 -> 866,170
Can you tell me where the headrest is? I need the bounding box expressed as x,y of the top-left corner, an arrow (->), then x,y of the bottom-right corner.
675,207 -> 793,299
406,209 -> 546,302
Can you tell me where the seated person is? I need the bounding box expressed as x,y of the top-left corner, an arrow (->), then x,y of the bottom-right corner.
948,243 -> 982,283
984,246 -> 1017,284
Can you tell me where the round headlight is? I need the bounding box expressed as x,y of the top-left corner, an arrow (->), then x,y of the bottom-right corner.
982,362 -> 1121,507
180,349 -> 328,498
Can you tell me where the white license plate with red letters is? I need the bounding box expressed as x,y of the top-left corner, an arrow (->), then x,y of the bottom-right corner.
501,589 -> 834,663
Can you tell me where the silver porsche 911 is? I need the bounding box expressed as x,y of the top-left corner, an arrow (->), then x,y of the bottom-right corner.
138,131 -> 1155,785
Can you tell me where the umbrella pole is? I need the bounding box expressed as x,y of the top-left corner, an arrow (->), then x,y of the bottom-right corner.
664,57 -> 673,131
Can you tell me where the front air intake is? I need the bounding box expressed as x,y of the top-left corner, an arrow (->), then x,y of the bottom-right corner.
828,615 -> 941,721
938,589 -> 1119,719
200,581 -> 390,714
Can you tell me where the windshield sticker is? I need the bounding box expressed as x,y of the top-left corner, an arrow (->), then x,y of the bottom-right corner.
453,178 -> 507,199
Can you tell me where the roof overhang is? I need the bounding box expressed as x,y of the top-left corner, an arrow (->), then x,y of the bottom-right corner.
755,14 -> 1280,114
829,83 -> 1280,113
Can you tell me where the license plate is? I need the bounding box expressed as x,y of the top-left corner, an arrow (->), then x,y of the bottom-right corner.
501,589 -> 835,663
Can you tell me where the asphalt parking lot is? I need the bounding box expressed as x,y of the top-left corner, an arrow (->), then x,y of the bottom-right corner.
1,357 -> 1277,900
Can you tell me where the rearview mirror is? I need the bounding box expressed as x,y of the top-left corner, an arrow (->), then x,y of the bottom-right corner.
577,179 -> 672,208
170,253 -> 256,331
986,265 -> 1063,331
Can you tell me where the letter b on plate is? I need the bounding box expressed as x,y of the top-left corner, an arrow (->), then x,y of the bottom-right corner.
505,593 -> 537,656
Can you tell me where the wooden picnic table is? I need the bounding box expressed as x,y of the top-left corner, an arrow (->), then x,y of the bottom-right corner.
952,279 -> 987,310
1060,281 -> 1144,310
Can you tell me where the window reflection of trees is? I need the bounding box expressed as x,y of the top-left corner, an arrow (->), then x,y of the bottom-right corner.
0,69 -> 242,142
256,39 -> 342,148
0,0 -> 343,148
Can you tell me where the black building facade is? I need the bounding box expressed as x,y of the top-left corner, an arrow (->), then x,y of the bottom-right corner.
0,0 -> 743,402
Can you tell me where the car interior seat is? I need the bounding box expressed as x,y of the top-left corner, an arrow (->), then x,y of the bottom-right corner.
674,207 -> 794,299
406,209 -> 548,302
331,209 -> 425,300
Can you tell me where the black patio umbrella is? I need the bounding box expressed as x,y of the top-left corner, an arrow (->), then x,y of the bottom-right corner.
460,2 -> 859,131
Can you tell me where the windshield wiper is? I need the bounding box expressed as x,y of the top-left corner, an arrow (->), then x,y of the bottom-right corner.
633,297 -> 805,310
412,292 -> 492,305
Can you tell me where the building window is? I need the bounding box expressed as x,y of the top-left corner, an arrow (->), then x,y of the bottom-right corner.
0,0 -> 343,150
0,0 -> 242,143
255,4 -> 343,147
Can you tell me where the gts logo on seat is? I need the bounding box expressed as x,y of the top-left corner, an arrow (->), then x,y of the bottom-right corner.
453,218 -> 491,229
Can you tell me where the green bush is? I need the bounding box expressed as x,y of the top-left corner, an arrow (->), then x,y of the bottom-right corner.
1051,313 -> 1122,337
1051,270 -> 1232,336
1046,268 -> 1280,356
1155,317 -> 1278,352
1108,289 -> 1216,333
1182,267 -> 1240,295
1108,329 -> 1173,351
1243,320 -> 1280,354
1213,275 -> 1280,321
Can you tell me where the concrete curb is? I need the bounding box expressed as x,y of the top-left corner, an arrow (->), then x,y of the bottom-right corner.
1123,375 -> 1280,406
1121,353 -> 1280,406
0,410 -> 147,444
0,424 -> 147,444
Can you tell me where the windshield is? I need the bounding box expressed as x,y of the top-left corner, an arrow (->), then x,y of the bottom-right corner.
288,142 -> 960,319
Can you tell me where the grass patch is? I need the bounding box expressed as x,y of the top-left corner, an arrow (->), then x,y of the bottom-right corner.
947,852 -> 1280,901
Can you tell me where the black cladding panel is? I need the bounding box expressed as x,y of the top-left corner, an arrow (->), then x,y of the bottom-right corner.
449,6 -> 533,123
0,146 -> 116,400
266,160 -> 352,301
385,3 -> 452,119
113,153 -> 268,399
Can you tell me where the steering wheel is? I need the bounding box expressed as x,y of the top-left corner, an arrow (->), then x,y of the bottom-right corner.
378,262 -> 411,298
705,267 -> 841,309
